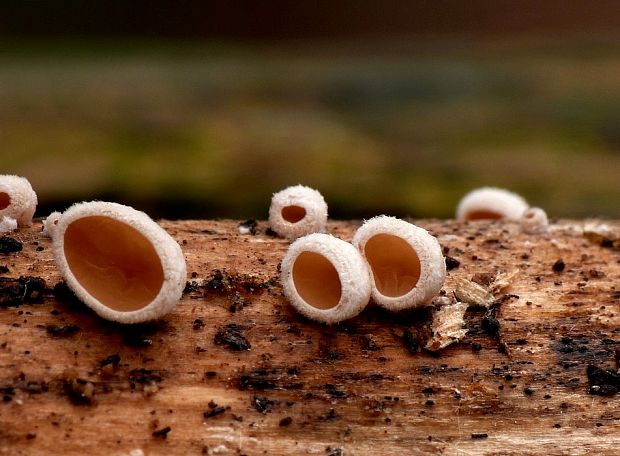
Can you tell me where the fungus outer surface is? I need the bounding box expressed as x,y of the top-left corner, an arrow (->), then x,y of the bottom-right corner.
292,251 -> 341,309
364,233 -> 421,297
0,175 -> 38,226
280,233 -> 371,324
353,216 -> 446,311
64,216 -> 164,312
269,185 -> 327,239
0,216 -> 17,234
521,207 -> 549,234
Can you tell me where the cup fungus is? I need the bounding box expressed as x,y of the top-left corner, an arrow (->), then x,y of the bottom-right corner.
0,175 -> 38,226
456,187 -> 528,221
520,207 -> 549,234
352,216 -> 446,311
47,202 -> 187,324
269,185 -> 328,240
280,233 -> 371,324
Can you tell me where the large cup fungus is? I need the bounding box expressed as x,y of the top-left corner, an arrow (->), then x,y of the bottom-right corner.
46,202 -> 186,323
353,216 -> 446,311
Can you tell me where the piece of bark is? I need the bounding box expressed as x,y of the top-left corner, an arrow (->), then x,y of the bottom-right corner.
425,302 -> 469,352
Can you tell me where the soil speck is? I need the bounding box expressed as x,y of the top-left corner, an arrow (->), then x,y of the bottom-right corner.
46,324 -> 81,337
552,259 -> 566,273
587,365 -> 619,396
152,426 -> 171,438
203,406 -> 226,418
279,416 -> 292,427
0,276 -> 46,307
214,324 -> 251,351
252,395 -> 274,414
0,237 -> 22,254
445,256 -> 460,271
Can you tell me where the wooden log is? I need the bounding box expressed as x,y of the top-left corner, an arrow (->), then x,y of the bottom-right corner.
0,219 -> 618,455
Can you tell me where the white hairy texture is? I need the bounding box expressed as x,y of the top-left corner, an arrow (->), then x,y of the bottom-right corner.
42,211 -> 62,238
352,215 -> 446,311
0,175 -> 38,226
425,302 -> 469,352
520,207 -> 549,234
0,216 -> 17,234
280,233 -> 371,324
269,185 -> 328,240
49,201 -> 187,324
456,187 -> 529,221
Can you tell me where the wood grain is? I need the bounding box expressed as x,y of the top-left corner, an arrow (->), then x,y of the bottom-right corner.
0,219 -> 618,456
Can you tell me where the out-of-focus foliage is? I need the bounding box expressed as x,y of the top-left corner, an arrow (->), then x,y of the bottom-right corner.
1,38 -> 619,219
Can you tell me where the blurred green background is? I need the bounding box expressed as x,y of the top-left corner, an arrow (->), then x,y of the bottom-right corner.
1,2 -> 620,219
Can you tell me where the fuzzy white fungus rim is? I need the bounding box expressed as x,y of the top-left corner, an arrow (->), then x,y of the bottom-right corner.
48,201 -> 187,324
352,216 -> 446,311
0,216 -> 17,234
520,207 -> 549,234
456,187 -> 528,221
281,233 -> 371,324
269,185 -> 328,240
0,175 -> 38,226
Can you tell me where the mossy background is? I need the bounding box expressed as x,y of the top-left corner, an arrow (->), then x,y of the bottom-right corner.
2,37 -> 620,219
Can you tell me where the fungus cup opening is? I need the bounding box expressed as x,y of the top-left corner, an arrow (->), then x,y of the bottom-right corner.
63,216 -> 165,312
465,210 -> 504,221
281,205 -> 306,223
292,251 -> 341,310
0,193 -> 11,211
364,233 -> 421,297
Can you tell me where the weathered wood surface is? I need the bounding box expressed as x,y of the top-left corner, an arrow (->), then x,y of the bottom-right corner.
0,219 -> 619,456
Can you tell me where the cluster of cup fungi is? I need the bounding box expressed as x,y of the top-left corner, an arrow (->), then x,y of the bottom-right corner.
275,185 -> 547,324
0,175 -> 547,325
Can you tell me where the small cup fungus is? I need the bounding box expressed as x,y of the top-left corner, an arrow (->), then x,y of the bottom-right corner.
520,207 -> 549,234
47,201 -> 187,324
269,185 -> 328,240
280,233 -> 371,324
0,175 -> 38,226
352,216 -> 446,311
456,187 -> 528,221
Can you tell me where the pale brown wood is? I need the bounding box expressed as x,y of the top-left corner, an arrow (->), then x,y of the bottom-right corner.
0,219 -> 618,456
